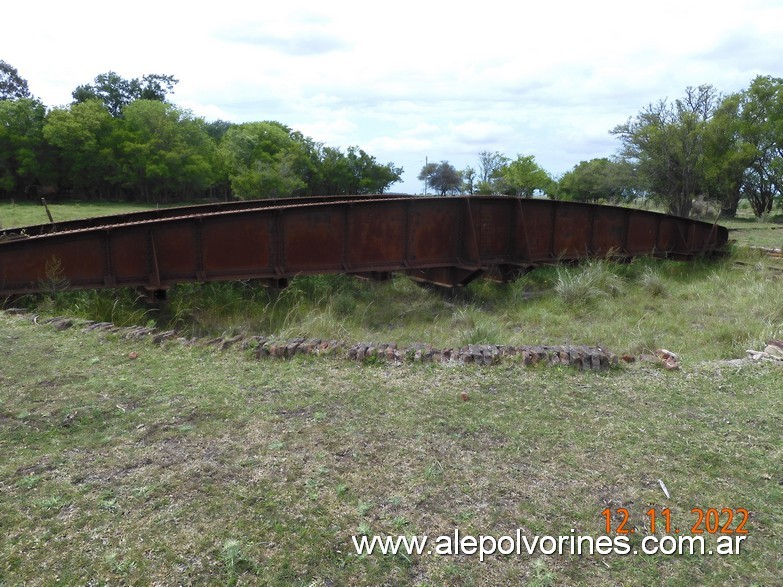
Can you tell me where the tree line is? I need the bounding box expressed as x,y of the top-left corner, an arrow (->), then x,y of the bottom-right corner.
3,58 -> 782,217
418,152 -> 557,198
421,76 -> 783,218
0,61 -> 402,203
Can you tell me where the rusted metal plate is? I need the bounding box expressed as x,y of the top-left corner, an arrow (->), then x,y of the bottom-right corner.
201,214 -> 275,278
518,200 -> 557,260
0,196 -> 728,295
475,199 -> 512,259
345,201 -> 407,270
109,229 -> 150,284
408,200 -> 464,266
591,207 -> 629,255
281,207 -> 345,271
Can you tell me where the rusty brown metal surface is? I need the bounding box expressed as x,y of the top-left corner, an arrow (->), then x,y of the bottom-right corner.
0,196 -> 728,295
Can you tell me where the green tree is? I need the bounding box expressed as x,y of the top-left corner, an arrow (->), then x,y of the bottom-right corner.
204,119 -> 234,142
612,85 -> 719,216
219,121 -> 310,199
702,93 -> 755,217
418,161 -> 436,194
557,158 -> 636,204
418,160 -> 461,196
72,71 -> 178,117
44,99 -> 120,198
309,145 -> 401,195
476,150 -> 508,194
737,76 -> 783,216
500,154 -> 553,197
0,66 -> 406,202
343,146 -> 402,194
116,100 -> 218,202
0,98 -> 54,197
0,60 -> 31,100
461,165 -> 476,194
310,145 -> 351,195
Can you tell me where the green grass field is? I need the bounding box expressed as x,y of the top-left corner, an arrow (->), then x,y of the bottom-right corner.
721,216 -> 783,250
0,200 -> 180,230
1,313 -> 781,586
2,199 -> 783,585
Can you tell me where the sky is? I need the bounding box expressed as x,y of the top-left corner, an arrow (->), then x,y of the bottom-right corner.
4,0 -> 783,194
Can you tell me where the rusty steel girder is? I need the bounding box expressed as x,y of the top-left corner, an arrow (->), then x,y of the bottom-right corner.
0,196 -> 728,296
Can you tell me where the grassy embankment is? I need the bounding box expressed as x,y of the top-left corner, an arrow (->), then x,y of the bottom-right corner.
1,199 -> 783,585
0,200 -> 164,229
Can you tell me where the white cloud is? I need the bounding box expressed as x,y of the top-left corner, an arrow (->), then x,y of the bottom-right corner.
295,117 -> 358,146
214,23 -> 348,56
448,120 -> 513,145
365,135 -> 433,153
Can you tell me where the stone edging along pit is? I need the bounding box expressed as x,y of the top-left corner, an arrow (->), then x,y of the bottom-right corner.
6,310 -> 619,371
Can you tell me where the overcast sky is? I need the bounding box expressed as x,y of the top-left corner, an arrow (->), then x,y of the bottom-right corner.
4,0 -> 783,193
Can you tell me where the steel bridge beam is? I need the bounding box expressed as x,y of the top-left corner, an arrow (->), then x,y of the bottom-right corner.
0,196 -> 729,296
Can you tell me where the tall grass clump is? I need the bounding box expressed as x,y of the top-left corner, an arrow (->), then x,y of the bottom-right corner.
554,261 -> 626,307
639,266 -> 667,298
164,277 -> 356,337
34,288 -> 151,327
730,265 -> 783,353
453,307 -> 505,346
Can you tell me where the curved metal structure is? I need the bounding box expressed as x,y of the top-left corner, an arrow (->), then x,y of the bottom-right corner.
0,195 -> 728,296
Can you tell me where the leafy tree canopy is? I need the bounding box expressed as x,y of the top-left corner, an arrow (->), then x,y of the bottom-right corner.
612,81 -> 783,217
557,158 -> 636,204
219,121 -> 311,199
461,165 -> 476,194
72,71 -> 178,117
736,75 -> 783,216
43,99 -> 119,196
118,100 -> 219,201
612,85 -> 720,216
0,60 -> 31,100
0,97 -> 50,194
500,154 -> 553,197
418,161 -> 461,196
701,92 -> 756,217
476,150 -> 508,194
